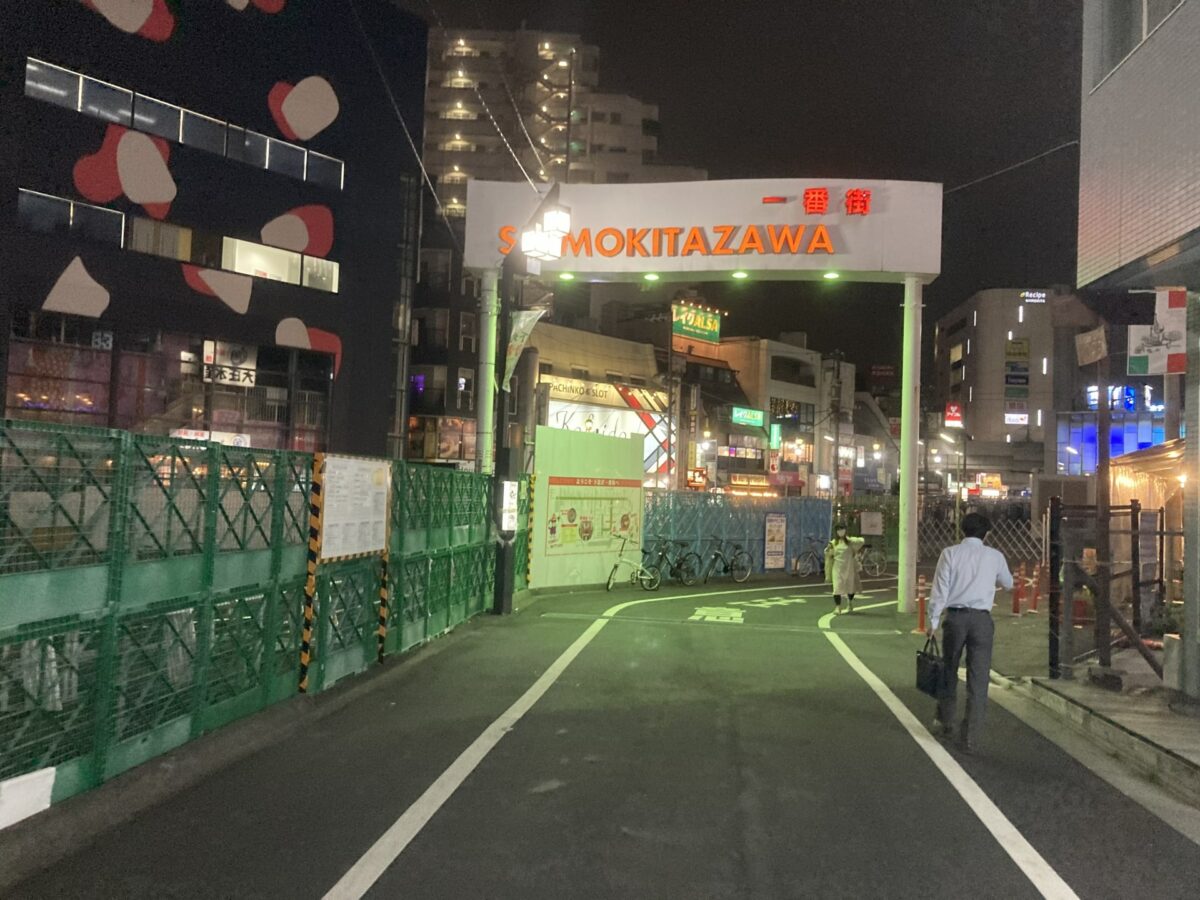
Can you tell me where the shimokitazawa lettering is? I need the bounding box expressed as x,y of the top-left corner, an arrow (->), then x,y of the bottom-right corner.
497,223 -> 837,258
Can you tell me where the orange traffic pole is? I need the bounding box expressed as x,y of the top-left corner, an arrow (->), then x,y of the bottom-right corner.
911,574 -> 928,634
1011,561 -> 1026,616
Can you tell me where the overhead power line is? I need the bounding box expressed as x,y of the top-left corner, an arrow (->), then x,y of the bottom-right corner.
944,140 -> 1079,195
346,0 -> 461,251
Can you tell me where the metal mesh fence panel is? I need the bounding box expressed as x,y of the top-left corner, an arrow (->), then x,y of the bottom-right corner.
0,616 -> 102,781
0,423 -> 120,575
644,491 -> 832,573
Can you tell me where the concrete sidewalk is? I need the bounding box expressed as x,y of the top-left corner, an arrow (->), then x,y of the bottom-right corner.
976,605 -> 1200,810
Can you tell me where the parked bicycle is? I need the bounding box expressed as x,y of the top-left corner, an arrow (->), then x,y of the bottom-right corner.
793,534 -> 827,578
859,543 -> 887,577
606,536 -> 662,591
703,535 -> 753,584
645,536 -> 703,586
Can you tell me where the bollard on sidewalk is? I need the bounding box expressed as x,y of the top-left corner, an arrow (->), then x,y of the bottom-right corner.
911,574 -> 928,634
1028,562 -> 1042,614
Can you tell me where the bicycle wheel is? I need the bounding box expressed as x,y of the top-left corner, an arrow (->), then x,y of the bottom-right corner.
730,550 -> 752,583
607,564 -> 619,591
639,565 -> 662,591
795,552 -> 817,578
677,552 -> 702,586
863,550 -> 886,577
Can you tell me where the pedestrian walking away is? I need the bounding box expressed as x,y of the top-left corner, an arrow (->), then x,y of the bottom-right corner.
926,512 -> 1013,753
824,523 -> 864,615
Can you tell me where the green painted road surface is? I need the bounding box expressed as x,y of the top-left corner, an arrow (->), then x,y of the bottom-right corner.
10,577 -> 1200,899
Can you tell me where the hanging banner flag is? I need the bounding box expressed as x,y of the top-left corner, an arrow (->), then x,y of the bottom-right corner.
1128,290 -> 1186,375
502,308 -> 546,392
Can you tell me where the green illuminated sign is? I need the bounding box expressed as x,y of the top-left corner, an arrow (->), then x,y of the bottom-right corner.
732,407 -> 765,428
672,303 -> 721,343
770,423 -> 782,449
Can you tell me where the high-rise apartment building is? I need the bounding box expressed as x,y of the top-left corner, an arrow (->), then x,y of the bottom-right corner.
422,28 -> 705,217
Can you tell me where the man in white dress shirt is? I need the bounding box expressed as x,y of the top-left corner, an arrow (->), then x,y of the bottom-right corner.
926,513 -> 1014,752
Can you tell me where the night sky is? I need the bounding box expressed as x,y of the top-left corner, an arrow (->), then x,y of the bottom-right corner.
410,0 -> 1083,377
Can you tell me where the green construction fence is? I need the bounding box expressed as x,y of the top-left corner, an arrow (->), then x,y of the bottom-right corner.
0,420 -> 526,811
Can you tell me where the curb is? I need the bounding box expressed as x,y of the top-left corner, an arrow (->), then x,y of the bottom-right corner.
990,671 -> 1200,808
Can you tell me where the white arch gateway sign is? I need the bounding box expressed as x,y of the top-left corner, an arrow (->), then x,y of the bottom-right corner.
463,178 -> 941,283
463,177 -> 943,613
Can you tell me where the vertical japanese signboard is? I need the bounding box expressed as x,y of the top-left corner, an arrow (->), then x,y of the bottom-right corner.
765,513 -> 787,570
1004,338 -> 1030,424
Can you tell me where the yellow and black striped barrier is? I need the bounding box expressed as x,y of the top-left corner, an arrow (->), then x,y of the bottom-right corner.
377,548 -> 390,663
298,452 -> 325,693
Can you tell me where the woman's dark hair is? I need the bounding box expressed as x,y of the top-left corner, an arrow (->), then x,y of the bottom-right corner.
832,522 -> 849,544
962,513 -> 991,540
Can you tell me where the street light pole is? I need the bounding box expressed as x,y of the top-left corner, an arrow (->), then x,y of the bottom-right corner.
477,268 -> 500,476
897,275 -> 923,613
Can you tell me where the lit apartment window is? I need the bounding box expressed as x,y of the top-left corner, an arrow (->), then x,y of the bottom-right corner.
442,103 -> 475,120
222,237 -> 302,284
457,368 -> 475,411
128,217 -> 193,260
302,257 -> 340,293
443,170 -> 467,184
24,58 -> 344,190
444,71 -> 476,89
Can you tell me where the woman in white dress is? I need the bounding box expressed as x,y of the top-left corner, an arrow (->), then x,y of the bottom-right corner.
824,523 -> 864,614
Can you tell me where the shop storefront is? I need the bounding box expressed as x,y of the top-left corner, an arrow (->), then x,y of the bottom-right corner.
5,310 -> 331,449
539,374 -> 671,479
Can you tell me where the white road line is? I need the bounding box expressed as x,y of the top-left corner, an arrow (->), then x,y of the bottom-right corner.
820,610 -> 1079,900
322,588 -> 750,898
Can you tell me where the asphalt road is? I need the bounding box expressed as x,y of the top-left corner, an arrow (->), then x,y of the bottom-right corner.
10,576 -> 1200,899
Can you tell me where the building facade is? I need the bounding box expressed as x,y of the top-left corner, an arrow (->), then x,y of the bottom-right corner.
1077,0 -> 1197,696
0,1 -> 425,456
421,27 -> 705,217
715,335 -> 857,497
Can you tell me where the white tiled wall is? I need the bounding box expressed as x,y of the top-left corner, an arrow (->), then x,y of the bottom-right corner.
1078,0 -> 1200,286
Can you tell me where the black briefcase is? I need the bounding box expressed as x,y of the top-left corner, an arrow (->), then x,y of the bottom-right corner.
916,633 -> 944,698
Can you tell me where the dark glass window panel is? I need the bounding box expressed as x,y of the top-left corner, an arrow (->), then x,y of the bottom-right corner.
181,110 -> 226,154
72,203 -> 124,246
133,95 -> 181,141
17,191 -> 71,235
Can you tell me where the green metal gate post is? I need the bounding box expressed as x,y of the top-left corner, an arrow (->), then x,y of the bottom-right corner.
188,442 -> 222,739
87,430 -> 133,790
259,451 -> 289,708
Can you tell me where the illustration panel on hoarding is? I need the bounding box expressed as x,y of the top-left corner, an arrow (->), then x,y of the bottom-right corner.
545,476 -> 641,556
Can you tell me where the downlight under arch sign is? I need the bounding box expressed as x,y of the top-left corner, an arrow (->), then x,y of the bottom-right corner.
464,178 -> 942,283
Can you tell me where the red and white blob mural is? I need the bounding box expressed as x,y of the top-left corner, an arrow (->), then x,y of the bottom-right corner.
275,318 -> 342,376
74,125 -> 176,220
268,77 -> 340,141
226,0 -> 287,11
182,265 -> 253,314
260,205 -> 334,257
44,258 -> 110,317
82,0 -> 175,41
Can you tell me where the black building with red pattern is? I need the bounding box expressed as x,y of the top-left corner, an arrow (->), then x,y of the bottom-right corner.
0,0 -> 427,455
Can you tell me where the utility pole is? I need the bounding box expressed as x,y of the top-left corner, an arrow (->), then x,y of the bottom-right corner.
563,47 -> 575,184
1095,343 -> 1113,670
830,350 -> 843,503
